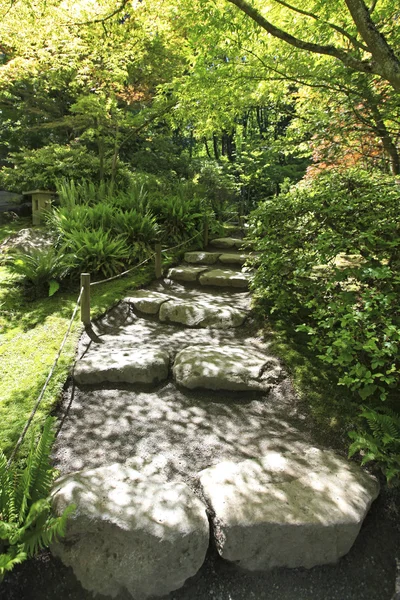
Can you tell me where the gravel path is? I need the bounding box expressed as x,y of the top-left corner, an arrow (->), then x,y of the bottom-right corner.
3,263 -> 400,600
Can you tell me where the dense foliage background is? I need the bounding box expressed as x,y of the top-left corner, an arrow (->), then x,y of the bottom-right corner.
0,0 -> 399,486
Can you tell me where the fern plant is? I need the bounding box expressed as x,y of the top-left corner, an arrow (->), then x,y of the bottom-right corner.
0,418 -> 74,582
6,248 -> 74,298
349,406 -> 400,483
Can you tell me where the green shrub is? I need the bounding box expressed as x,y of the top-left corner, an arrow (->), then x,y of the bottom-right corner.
249,168 -> 400,404
6,248 -> 74,298
0,418 -> 74,582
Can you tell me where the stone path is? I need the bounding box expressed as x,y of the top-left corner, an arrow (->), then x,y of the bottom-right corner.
52,234 -> 379,600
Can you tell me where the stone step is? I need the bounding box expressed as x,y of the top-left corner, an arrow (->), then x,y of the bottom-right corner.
167,266 -> 209,282
173,344 -> 283,391
184,251 -> 221,265
209,237 -> 244,250
125,292 -> 248,328
73,348 -> 169,385
209,237 -> 255,251
52,464 -> 209,598
199,268 -> 251,289
159,299 -> 247,329
183,250 -> 254,267
198,449 -> 379,570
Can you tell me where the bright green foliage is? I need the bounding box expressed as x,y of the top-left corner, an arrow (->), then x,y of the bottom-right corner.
6,248 -> 74,298
249,168 -> 400,403
0,418 -> 74,582
349,407 -> 400,483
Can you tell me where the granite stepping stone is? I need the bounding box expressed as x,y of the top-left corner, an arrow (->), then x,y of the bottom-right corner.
52,464 -> 209,599
159,299 -> 247,328
173,345 -> 282,391
184,251 -> 221,265
74,348 -> 169,385
199,268 -> 251,289
167,266 -> 209,282
125,291 -> 171,315
198,448 -> 379,570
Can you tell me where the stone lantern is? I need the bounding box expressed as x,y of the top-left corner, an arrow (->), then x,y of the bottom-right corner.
22,190 -> 56,225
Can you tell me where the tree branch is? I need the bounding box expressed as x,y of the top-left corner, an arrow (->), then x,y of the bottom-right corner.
225,0 -> 400,91
273,0 -> 368,52
73,0 -> 130,26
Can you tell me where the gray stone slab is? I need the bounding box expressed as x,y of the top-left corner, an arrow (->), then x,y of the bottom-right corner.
168,266 -> 209,282
199,269 -> 251,289
173,345 -> 282,391
209,237 -> 238,249
52,464 -> 209,599
184,251 -> 221,265
73,348 -> 169,385
218,253 -> 251,265
159,299 -> 247,328
125,291 -> 171,315
198,449 -> 379,570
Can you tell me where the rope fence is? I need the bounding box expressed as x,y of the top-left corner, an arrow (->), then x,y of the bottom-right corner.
6,219 -> 209,465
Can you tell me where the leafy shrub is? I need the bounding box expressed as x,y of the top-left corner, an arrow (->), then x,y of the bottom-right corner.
249,168 -> 400,404
62,229 -> 130,278
349,407 -> 400,483
6,248 -> 74,298
0,418 -> 74,581
148,195 -> 204,244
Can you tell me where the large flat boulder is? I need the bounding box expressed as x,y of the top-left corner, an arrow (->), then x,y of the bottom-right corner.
159,299 -> 247,329
199,269 -> 251,289
198,448 -> 380,570
184,251 -> 221,265
73,348 -> 169,385
125,291 -> 171,315
173,345 -> 282,391
52,464 -> 209,599
167,266 -> 209,282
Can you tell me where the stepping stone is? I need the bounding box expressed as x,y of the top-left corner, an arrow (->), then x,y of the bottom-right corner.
209,237 -> 239,249
173,345 -> 282,391
218,253 -> 251,266
184,251 -> 221,265
198,448 -> 379,570
199,268 -> 251,289
73,348 -> 169,385
159,299 -> 247,328
167,266 -> 209,282
52,464 -> 209,599
125,291 -> 171,315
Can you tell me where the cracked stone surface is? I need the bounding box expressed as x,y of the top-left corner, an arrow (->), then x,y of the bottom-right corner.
52,464 -> 209,599
198,449 -> 379,570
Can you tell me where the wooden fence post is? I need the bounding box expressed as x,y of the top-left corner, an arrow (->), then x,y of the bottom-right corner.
155,242 -> 162,278
203,217 -> 209,248
80,273 -> 91,326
